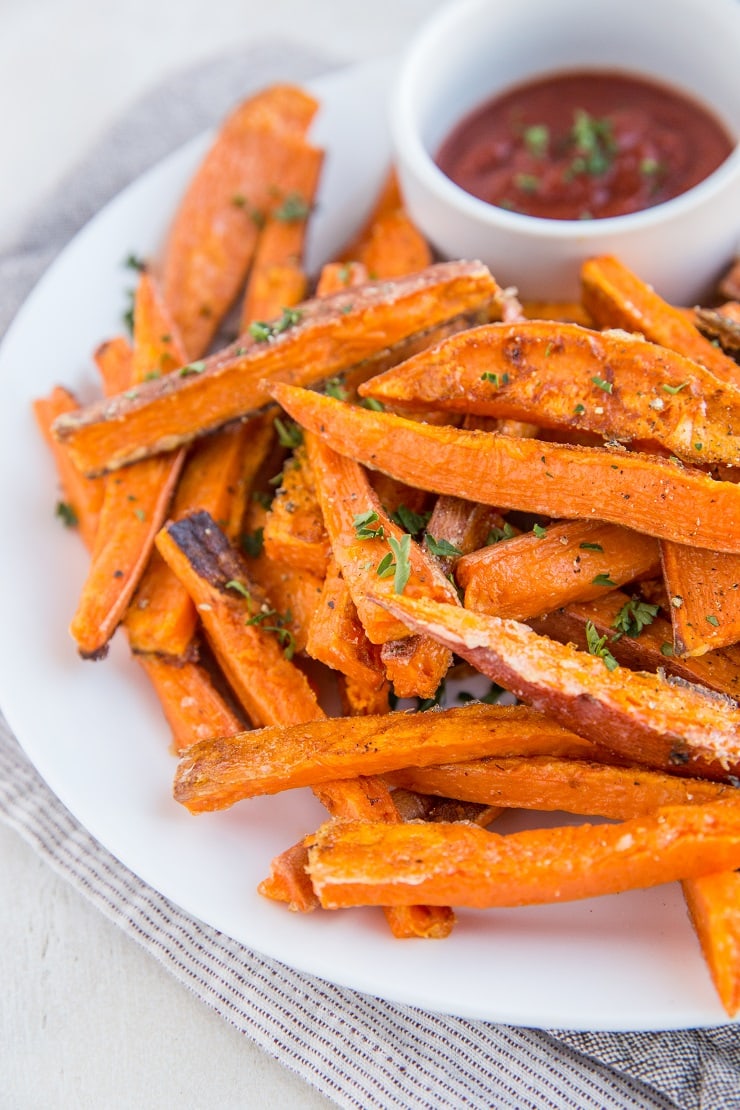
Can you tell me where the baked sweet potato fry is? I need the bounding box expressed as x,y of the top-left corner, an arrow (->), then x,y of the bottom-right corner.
69,274 -> 188,658
373,594 -> 740,781
683,869 -> 740,1017
660,541 -> 740,657
339,170 -> 432,279
161,84 -> 321,357
136,654 -> 244,753
358,320 -> 740,468
33,387 -> 104,550
125,419 -> 270,658
262,443 -> 330,576
581,254 -> 740,388
155,510 -> 321,726
457,519 -> 659,620
173,702 -> 591,812
238,142 -> 323,331
94,336 -> 135,396
306,800 -> 740,910
303,429 -> 459,645
270,385 -> 740,553
305,556 -> 386,689
53,262 -> 499,476
387,755 -> 735,821
529,589 -> 740,700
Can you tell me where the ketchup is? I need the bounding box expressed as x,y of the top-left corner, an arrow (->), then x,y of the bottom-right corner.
436,71 -> 735,221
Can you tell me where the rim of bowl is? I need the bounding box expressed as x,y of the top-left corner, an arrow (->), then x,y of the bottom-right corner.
391,0 -> 740,241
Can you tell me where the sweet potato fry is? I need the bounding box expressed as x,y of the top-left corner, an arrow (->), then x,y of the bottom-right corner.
239,143 -> 323,330
337,673 -> 391,717
54,262 -> 499,476
262,443 -> 330,576
457,519 -> 660,621
358,320 -> 740,468
136,654 -> 244,753
69,450 -> 185,658
660,541 -> 740,657
339,169 -> 432,278
315,260 -> 368,296
303,429 -> 459,645
93,336 -> 135,395
379,635 -> 452,700
581,254 -> 740,388
270,385 -> 740,554
69,275 -> 188,658
161,510 -> 451,933
529,589 -> 740,701
33,387 -> 104,550
155,510 -> 321,726
306,800 -> 740,910
240,498 -> 324,656
125,419 -> 270,658
173,703 -> 595,812
387,755 -> 735,821
683,869 -> 740,1017
161,85 -> 321,357
373,594 -> 740,781
305,556 -> 386,689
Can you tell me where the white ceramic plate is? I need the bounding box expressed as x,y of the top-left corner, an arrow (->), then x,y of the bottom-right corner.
0,57 -> 731,1031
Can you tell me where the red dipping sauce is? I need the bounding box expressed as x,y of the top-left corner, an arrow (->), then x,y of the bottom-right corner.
436,70 -> 735,221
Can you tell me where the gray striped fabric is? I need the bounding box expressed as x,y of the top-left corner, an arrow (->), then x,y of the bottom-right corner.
1,43 -> 738,1110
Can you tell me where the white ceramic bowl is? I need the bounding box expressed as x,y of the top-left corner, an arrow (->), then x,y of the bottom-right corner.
391,0 -> 740,303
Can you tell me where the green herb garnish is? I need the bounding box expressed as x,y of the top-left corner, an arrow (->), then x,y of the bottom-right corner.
585,620 -> 618,671
611,597 -> 659,638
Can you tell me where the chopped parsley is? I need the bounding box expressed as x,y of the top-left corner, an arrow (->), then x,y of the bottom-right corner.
585,620 -> 618,671
591,375 -> 613,394
240,527 -> 264,557
391,504 -> 431,535
225,578 -> 252,601
273,192 -> 311,222
179,360 -> 207,377
273,416 -> 303,449
662,382 -> 688,394
579,542 -> 603,552
487,522 -> 516,544
324,377 -> 348,401
706,614 -> 720,627
425,535 -> 462,558
55,501 -> 78,528
353,509 -> 385,540
523,123 -> 549,157
569,110 -> 616,176
592,572 -> 617,588
481,371 -> 510,387
388,533 -> 412,594
611,597 -> 659,638
248,307 -> 302,343
532,523 -> 548,539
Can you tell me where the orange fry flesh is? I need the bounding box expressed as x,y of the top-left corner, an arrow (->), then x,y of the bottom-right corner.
457,519 -> 659,621
173,703 -> 592,812
271,384 -> 740,554
54,261 -> 498,477
306,801 -> 740,910
359,320 -> 740,468
581,254 -> 740,388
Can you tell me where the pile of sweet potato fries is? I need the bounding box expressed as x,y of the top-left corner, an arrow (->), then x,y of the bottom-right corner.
34,82 -> 740,1016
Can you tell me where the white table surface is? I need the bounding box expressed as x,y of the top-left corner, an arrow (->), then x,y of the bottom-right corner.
0,2 -> 446,1106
